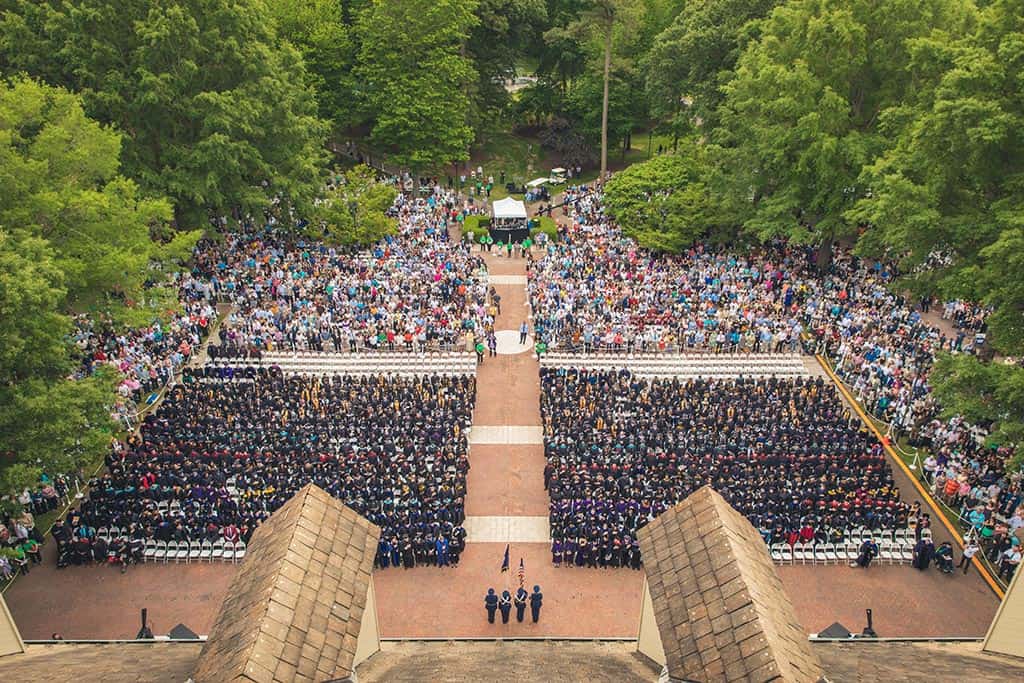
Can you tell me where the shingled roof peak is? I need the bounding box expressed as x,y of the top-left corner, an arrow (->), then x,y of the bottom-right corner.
193,484 -> 380,682
638,486 -> 825,683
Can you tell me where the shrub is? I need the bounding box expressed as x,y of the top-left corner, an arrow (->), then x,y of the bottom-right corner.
530,216 -> 559,243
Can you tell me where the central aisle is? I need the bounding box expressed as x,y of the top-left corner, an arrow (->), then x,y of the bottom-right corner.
372,244 -> 645,638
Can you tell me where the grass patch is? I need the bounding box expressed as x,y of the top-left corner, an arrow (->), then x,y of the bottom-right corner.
531,216 -> 559,243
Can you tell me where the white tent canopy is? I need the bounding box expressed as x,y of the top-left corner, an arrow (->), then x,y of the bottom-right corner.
492,196 -> 528,220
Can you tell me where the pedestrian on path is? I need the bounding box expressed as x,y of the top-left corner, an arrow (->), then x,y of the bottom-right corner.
475,338 -> 485,364
535,339 -> 547,360
485,588 -> 498,623
530,585 -> 543,623
487,333 -> 497,357
959,538 -> 980,574
520,321 -> 529,345
499,590 -> 512,624
514,587 -> 528,622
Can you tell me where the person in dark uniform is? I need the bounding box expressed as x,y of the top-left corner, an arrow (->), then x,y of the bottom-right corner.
499,590 -> 512,624
484,588 -> 498,623
514,587 -> 528,622
530,585 -> 543,623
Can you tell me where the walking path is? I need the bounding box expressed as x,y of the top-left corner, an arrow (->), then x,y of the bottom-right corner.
374,247 -> 646,638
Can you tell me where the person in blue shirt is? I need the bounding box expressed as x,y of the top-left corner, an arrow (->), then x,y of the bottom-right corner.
529,585 -> 543,623
484,588 -> 498,623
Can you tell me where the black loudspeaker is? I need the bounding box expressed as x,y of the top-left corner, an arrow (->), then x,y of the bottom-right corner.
818,622 -> 852,638
168,623 -> 199,640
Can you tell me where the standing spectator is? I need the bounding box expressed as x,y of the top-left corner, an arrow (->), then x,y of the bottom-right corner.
960,538 -> 980,574
999,545 -> 1021,580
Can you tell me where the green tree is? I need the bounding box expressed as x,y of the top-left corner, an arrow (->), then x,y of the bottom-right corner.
0,78 -> 193,497
355,0 -> 478,172
0,0 -> 328,228
265,0 -> 363,131
0,77 -> 198,315
603,145 -> 725,251
645,0 -> 780,134
310,165 -> 398,247
716,0 -> 967,269
469,0 -> 548,122
931,354 -> 1024,469
848,0 -> 1024,355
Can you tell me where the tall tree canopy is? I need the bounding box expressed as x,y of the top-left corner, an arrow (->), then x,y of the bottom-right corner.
603,144 -> 723,251
715,0 -> 968,266
355,0 -> 478,171
265,0 -> 363,131
645,0 -> 779,132
0,0 -> 328,228
848,0 -> 1024,355
310,165 -> 398,247
469,0 -> 549,123
0,78 -> 192,496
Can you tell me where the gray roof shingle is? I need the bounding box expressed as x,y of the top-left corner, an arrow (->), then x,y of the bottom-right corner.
193,484 -> 380,683
638,486 -> 824,683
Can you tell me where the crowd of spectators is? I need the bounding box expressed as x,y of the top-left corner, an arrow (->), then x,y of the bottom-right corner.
1,475 -> 75,579
201,190 -> 488,358
56,366 -> 474,571
542,369 -> 907,566
528,186 -> 809,355
529,181 -> 1019,571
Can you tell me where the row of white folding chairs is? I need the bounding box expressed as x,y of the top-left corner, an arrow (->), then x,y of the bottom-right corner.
265,355 -> 473,364
269,367 -> 474,377
542,356 -> 804,365
257,356 -> 476,368
142,539 -> 247,564
770,540 -> 914,565
545,360 -> 806,370
94,527 -> 131,543
540,361 -> 806,371
542,352 -> 803,360
262,351 -> 467,359
268,362 -> 477,373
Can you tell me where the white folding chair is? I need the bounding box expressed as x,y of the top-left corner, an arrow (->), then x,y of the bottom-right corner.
814,545 -> 829,565
824,543 -> 839,564
154,540 -> 168,563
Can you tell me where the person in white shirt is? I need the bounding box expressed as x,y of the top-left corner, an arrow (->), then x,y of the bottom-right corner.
959,538 -> 980,574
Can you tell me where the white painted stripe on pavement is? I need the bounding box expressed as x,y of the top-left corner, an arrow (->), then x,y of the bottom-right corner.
487,275 -> 528,285
463,516 -> 550,543
468,425 -> 543,444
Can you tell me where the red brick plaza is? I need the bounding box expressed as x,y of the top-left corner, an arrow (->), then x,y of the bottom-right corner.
3,248 -> 1000,641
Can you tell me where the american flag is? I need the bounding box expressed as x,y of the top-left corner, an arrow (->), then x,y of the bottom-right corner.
517,558 -> 525,590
